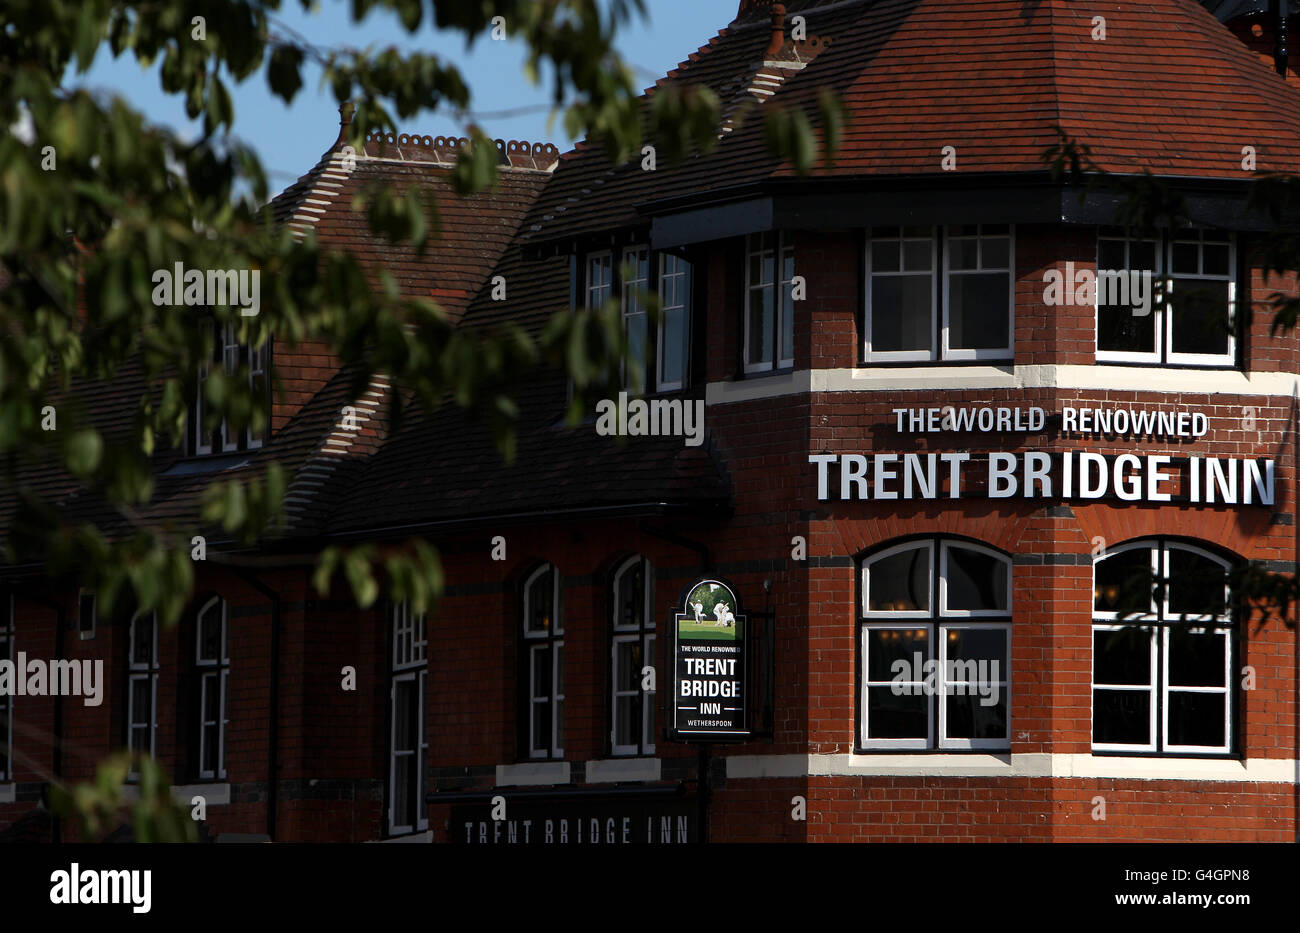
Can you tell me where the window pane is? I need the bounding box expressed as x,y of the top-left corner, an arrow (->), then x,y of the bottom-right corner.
1171,242 -> 1198,275
203,675 -> 220,720
1098,240 -> 1125,270
532,701 -> 550,752
132,617 -> 154,664
1098,297 -> 1156,354
944,546 -> 1009,612
661,307 -> 685,386
1093,629 -> 1152,685
1094,548 -> 1152,614
865,627 -> 929,682
394,681 -> 417,751
868,545 -> 930,612
1167,692 -> 1225,747
903,239 -> 932,272
614,695 -> 636,748
780,278 -> 795,363
131,679 -> 152,734
866,686 -> 928,739
1167,549 -> 1226,617
626,311 -> 648,394
1092,689 -> 1151,745
871,277 -> 932,353
616,641 -> 639,691
749,288 -> 774,365
945,627 -> 1006,669
1168,629 -> 1226,687
948,272 -> 1009,350
1170,279 -> 1230,356
526,570 -> 553,633
617,563 -> 645,629
199,609 -> 221,661
531,646 -> 550,698
951,238 -> 979,270
872,240 -> 900,273
945,695 -> 1007,740
981,237 -> 1010,269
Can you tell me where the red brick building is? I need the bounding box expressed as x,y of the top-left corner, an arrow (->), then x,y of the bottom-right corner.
2,0 -> 1299,843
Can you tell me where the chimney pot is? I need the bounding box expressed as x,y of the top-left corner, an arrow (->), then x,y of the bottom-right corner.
768,2 -> 787,58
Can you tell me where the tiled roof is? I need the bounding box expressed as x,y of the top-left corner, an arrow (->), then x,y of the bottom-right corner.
325,237 -> 732,536
526,0 -> 1300,245
0,132 -> 565,557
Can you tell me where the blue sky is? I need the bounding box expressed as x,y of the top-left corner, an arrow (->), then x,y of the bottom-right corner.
66,1 -> 736,192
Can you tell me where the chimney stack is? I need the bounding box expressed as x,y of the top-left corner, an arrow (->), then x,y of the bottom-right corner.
767,3 -> 787,58
1275,0 -> 1290,76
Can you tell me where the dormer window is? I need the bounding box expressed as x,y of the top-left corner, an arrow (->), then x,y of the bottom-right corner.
584,247 -> 693,394
193,321 -> 268,456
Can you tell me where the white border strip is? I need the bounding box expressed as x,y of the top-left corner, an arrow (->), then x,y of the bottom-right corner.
585,757 -> 662,783
495,761 -> 572,787
706,366 -> 1300,406
0,783 -> 13,804
725,753 -> 1298,784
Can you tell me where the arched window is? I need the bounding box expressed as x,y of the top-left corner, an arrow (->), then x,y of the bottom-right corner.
126,609 -> 159,770
1092,539 -> 1233,754
521,564 -> 563,759
610,556 -> 655,756
194,596 -> 229,781
388,600 -> 427,835
859,538 -> 1011,750
0,594 -> 12,782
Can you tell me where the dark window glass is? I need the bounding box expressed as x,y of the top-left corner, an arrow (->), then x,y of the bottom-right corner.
1094,548 -> 1152,615
866,687 -> 928,739
1093,629 -> 1152,685
1168,629 -> 1226,687
1167,692 -> 1225,747
868,545 -> 929,613
945,695 -> 1007,740
1170,280 -> 1230,356
948,273 -> 1009,350
1092,690 -> 1151,745
871,277 -> 932,353
945,546 -> 1008,612
865,628 -> 929,682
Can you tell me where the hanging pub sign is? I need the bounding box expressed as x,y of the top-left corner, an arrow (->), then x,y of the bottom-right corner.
670,577 -> 749,742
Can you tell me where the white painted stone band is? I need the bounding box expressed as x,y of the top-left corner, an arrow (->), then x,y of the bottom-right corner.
725,753 -> 1299,784
707,366 -> 1300,406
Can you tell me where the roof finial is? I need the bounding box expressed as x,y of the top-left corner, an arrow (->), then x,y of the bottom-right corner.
767,3 -> 787,58
336,101 -> 355,146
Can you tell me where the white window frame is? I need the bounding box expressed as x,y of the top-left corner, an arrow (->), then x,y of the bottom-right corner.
523,564 -> 564,760
1166,230 -> 1236,367
940,224 -> 1015,361
0,593 -> 12,783
77,589 -> 96,641
937,621 -> 1011,751
860,540 -> 934,618
126,610 -> 159,771
938,540 -> 1013,619
860,539 -> 1012,750
657,253 -> 691,392
195,596 -> 229,781
196,321 -> 267,455
610,556 -> 656,757
743,232 -> 796,374
1094,228 -> 1163,364
865,226 -> 939,362
621,246 -> 650,394
388,600 -> 428,835
586,251 -> 613,310
1090,540 -> 1233,754
860,622 -> 934,751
